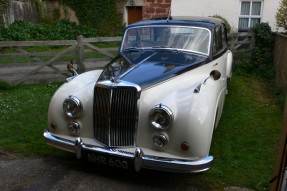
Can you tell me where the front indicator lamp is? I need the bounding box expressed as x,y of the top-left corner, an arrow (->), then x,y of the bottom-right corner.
50,122 -> 57,130
63,95 -> 82,118
152,133 -> 168,148
149,104 -> 173,130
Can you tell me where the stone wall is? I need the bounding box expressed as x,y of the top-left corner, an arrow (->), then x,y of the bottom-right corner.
143,0 -> 171,19
2,0 -> 78,27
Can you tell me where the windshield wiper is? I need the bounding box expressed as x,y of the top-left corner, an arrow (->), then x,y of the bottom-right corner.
151,46 -> 180,53
123,47 -> 144,52
152,45 -> 169,48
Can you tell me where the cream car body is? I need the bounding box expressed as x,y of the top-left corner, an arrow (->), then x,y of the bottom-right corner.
44,16 -> 233,173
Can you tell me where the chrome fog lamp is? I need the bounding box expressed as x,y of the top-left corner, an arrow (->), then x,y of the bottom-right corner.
63,96 -> 82,118
68,121 -> 80,136
152,133 -> 168,148
149,104 -> 173,129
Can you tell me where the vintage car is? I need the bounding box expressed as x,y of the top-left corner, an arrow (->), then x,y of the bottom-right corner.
44,16 -> 233,173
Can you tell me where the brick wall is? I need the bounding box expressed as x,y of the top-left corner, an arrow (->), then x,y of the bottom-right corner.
143,0 -> 171,19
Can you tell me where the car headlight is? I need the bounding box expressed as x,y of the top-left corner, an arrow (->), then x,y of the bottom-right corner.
149,104 -> 173,129
63,96 -> 82,118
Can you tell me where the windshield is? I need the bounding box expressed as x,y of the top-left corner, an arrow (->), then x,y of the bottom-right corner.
121,26 -> 211,55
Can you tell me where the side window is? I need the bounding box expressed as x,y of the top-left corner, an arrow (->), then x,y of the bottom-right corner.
221,24 -> 228,48
213,26 -> 223,55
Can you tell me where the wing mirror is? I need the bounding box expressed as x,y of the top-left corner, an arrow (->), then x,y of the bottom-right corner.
194,70 -> 221,93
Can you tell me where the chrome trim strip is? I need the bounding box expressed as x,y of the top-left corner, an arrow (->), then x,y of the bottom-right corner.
44,131 -> 213,173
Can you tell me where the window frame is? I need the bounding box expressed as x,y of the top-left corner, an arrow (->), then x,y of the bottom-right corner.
238,0 -> 263,31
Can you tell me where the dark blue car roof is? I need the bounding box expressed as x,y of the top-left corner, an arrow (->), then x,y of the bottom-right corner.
127,16 -> 223,30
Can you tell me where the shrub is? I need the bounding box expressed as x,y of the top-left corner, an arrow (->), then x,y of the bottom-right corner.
276,0 -> 287,32
0,19 -> 98,41
251,22 -> 275,79
252,22 -> 274,47
211,15 -> 232,33
0,80 -> 12,90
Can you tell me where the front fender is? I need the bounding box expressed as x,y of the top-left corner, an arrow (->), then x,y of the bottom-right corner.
136,64 -> 223,159
47,70 -> 103,137
226,50 -> 233,77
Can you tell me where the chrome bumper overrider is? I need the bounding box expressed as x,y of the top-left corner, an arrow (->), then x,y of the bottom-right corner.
43,131 -> 213,173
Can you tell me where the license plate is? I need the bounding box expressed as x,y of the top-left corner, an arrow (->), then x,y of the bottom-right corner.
85,151 -> 131,170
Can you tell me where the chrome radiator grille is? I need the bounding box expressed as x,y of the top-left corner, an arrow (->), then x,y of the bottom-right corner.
93,84 -> 138,147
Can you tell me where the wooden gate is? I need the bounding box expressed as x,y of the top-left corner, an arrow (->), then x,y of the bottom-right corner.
0,36 -> 121,85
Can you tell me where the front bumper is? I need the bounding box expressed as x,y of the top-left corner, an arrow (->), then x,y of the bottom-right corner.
43,131 -> 213,173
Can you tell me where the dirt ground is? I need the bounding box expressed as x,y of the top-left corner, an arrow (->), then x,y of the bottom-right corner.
0,150 -> 199,191
0,150 -> 254,191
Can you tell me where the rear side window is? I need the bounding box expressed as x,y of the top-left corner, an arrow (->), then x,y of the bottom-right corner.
213,24 -> 228,56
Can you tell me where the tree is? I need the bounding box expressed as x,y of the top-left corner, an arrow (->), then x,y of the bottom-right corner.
276,0 -> 287,32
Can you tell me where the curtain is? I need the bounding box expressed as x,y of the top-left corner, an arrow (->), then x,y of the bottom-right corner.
239,18 -> 249,28
241,2 -> 250,15
251,2 -> 261,15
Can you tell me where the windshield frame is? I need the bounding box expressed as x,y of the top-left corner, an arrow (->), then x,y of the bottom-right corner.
120,25 -> 212,56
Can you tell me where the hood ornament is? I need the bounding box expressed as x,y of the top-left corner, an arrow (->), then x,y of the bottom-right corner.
110,77 -> 120,84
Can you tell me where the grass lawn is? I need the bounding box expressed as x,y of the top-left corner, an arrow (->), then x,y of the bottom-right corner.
0,73 -> 283,190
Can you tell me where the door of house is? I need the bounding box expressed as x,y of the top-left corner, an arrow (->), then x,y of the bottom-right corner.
127,6 -> 142,24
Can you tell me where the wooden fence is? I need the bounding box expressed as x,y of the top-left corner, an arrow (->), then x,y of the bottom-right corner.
270,33 -> 287,191
0,36 -> 122,85
0,33 -> 252,85
228,32 -> 254,53
271,96 -> 287,191
273,33 -> 287,93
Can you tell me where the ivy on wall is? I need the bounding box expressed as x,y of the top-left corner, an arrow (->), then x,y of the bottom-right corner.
0,0 -> 9,27
60,0 -> 127,36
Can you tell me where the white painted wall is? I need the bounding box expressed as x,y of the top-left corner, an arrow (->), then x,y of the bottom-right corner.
171,0 -> 281,32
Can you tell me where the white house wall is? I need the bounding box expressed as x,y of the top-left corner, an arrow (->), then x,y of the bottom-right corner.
171,0 -> 281,32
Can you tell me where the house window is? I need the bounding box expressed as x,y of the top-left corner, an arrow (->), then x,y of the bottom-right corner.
239,1 -> 262,31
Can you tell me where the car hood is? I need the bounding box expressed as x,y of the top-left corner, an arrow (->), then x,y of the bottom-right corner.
98,51 -> 208,89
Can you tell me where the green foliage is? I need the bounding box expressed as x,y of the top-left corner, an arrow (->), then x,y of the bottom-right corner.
276,0 -> 287,32
211,15 -> 231,33
253,22 -> 275,47
60,0 -> 126,36
209,74 -> 282,190
0,19 -> 98,40
250,22 -> 275,79
0,80 -> 11,90
0,0 -> 9,27
252,23 -> 275,77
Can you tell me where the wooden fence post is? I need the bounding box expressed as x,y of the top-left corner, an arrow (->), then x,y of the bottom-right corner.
76,35 -> 85,73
